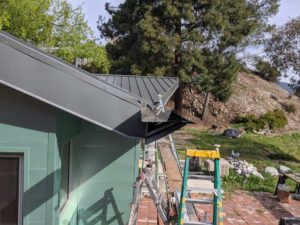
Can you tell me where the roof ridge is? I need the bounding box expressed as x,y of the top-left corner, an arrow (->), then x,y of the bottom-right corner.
96,74 -> 178,80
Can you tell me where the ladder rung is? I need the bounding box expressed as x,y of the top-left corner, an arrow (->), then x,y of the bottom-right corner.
186,149 -> 220,159
185,198 -> 213,204
184,221 -> 213,225
188,172 -> 204,175
187,187 -> 218,196
188,175 -> 214,181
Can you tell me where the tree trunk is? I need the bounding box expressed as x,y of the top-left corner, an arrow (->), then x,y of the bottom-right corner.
174,84 -> 183,114
174,18 -> 182,114
201,92 -> 211,121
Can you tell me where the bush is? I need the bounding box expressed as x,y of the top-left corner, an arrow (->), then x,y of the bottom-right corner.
261,109 -> 288,130
234,114 -> 266,131
282,103 -> 297,113
234,109 -> 288,131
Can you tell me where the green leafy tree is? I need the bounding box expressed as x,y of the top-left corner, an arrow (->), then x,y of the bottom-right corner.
254,57 -> 281,82
99,0 -> 279,113
0,0 -> 53,44
49,0 -> 110,73
0,0 -> 110,73
265,17 -> 300,94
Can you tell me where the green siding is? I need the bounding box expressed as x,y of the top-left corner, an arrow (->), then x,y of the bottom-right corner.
0,123 -> 58,225
56,112 -> 81,145
0,87 -> 139,225
70,121 -> 139,225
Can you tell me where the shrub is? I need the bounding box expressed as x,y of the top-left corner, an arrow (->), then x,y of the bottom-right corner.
261,109 -> 288,129
282,103 -> 297,113
234,114 -> 257,124
234,109 -> 288,131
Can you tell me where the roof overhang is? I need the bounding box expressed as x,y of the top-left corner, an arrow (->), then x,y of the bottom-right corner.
144,111 -> 192,144
0,31 -> 189,142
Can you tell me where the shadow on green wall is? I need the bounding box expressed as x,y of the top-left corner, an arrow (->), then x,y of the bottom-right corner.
78,188 -> 124,225
23,140 -> 134,218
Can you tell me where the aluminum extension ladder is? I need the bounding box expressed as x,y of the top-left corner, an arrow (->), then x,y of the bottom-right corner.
128,168 -> 169,225
177,148 -> 224,225
143,168 -> 169,225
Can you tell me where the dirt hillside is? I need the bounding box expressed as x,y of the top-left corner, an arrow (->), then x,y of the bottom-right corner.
180,72 -> 300,132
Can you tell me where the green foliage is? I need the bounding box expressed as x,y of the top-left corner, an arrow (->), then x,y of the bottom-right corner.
175,129 -> 300,193
262,109 -> 288,130
0,0 -> 110,73
0,0 -> 53,44
268,153 -> 300,163
266,17 -> 300,85
99,0 -> 279,82
234,114 -> 266,131
48,0 -> 110,73
194,53 -> 241,102
254,57 -> 281,82
223,170 -> 277,193
282,103 -> 297,114
234,109 -> 288,131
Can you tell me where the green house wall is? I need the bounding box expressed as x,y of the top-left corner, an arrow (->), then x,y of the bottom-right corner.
0,86 -> 140,225
62,121 -> 139,225
0,85 -> 60,225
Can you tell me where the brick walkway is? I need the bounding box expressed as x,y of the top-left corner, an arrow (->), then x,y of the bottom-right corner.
195,191 -> 300,225
137,191 -> 300,225
137,196 -> 163,225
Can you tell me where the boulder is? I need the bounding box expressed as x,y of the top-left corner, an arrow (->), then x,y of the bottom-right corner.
223,129 -> 241,138
265,167 -> 279,176
279,165 -> 291,174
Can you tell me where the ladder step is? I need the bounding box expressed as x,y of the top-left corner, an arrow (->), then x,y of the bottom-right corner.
188,174 -> 214,181
184,221 -> 213,225
188,172 -> 205,175
185,198 -> 213,204
187,187 -> 218,196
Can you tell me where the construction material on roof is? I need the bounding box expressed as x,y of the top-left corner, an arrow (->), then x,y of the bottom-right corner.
0,31 -> 188,142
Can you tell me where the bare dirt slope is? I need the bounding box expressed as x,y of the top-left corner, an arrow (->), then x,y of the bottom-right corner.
181,72 -> 300,132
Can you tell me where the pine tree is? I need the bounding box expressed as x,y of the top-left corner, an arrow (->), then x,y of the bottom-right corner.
99,0 -> 279,113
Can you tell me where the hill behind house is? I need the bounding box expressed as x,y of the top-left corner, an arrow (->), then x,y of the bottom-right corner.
180,72 -> 300,132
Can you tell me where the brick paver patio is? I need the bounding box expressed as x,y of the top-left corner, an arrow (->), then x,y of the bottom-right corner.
137,191 -> 300,225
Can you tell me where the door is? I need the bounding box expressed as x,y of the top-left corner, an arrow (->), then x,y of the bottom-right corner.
0,156 -> 22,225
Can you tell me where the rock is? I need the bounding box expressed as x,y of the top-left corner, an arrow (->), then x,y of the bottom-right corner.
227,158 -> 264,179
265,167 -> 279,176
279,165 -> 291,174
223,129 -> 241,138
212,111 -> 218,116
270,94 -> 279,101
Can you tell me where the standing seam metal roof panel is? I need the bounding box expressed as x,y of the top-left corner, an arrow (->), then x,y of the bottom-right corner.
97,75 -> 178,106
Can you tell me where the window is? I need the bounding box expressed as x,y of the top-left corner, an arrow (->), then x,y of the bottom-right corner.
0,155 -> 22,225
60,141 -> 71,210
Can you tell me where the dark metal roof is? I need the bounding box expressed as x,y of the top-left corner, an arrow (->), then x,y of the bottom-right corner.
97,75 -> 178,107
0,31 -> 187,141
